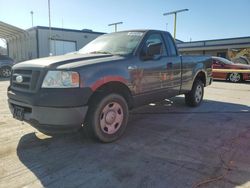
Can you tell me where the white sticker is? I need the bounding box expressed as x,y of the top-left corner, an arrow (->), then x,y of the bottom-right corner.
127,32 -> 143,36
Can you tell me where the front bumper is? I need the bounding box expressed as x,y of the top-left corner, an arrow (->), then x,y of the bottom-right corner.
8,99 -> 88,134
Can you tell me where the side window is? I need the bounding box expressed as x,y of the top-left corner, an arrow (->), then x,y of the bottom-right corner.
143,33 -> 167,55
213,60 -> 222,68
217,61 -> 223,66
166,34 -> 177,56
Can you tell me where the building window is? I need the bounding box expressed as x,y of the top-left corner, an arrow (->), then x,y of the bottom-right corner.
217,52 -> 227,58
51,39 -> 76,56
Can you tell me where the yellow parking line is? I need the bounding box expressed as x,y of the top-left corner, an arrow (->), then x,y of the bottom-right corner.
212,69 -> 250,73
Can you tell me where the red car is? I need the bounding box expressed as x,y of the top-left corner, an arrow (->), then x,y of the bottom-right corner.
212,56 -> 250,83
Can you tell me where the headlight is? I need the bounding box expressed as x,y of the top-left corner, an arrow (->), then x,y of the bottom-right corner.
42,71 -> 80,88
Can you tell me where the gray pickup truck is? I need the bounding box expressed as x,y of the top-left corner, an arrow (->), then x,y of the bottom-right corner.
8,30 -> 212,142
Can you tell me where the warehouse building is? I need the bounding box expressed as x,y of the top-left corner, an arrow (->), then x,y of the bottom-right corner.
7,26 -> 104,62
0,21 -> 104,62
1,21 -> 250,64
177,37 -> 250,64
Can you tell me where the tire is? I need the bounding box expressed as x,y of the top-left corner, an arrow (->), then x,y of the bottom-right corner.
0,66 -> 11,78
228,73 -> 242,83
185,79 -> 204,107
84,93 -> 129,143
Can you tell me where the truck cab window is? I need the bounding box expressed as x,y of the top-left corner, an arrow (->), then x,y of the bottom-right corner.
166,34 -> 177,56
142,33 -> 167,56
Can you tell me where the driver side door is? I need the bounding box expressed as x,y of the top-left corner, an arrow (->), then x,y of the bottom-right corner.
131,32 -> 168,94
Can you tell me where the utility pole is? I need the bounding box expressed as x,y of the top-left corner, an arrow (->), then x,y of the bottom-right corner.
163,9 -> 189,39
30,11 -> 34,27
108,22 -> 123,32
48,0 -> 52,56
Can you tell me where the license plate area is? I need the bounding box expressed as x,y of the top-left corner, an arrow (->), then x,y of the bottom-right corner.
13,106 -> 24,121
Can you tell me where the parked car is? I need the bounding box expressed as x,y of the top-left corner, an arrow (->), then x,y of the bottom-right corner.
0,55 -> 14,78
8,30 -> 213,142
232,56 -> 250,65
212,56 -> 250,83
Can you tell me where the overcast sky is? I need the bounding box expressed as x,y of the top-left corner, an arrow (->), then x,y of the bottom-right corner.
0,0 -> 250,47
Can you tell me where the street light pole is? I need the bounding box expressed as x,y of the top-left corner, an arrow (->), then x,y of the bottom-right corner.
163,9 -> 189,39
173,13 -> 177,39
48,0 -> 52,56
30,11 -> 34,27
108,22 -> 123,32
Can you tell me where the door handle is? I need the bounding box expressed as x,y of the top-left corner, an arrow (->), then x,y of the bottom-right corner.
128,66 -> 137,70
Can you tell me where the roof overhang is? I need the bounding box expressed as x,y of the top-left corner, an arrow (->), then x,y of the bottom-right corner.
177,37 -> 250,52
178,43 -> 250,52
0,21 -> 27,39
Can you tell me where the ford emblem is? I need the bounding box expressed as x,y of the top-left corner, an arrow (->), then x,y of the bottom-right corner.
16,75 -> 23,83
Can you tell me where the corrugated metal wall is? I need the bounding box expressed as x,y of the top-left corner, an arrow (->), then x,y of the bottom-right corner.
7,29 -> 37,62
37,28 -> 102,58
7,27 -> 103,62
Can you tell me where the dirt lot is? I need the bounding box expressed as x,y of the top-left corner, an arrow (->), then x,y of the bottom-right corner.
0,79 -> 250,188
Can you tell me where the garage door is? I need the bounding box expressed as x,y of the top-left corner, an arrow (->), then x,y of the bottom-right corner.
51,40 -> 76,56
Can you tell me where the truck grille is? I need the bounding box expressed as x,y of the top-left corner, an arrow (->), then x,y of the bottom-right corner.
11,69 -> 41,92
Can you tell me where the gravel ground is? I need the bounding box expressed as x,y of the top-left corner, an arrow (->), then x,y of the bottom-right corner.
0,79 -> 250,188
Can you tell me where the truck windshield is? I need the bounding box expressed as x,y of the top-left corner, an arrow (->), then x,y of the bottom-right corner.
79,31 -> 144,55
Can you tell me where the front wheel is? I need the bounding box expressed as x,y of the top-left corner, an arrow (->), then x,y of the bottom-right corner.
185,80 -> 204,107
228,73 -> 242,83
0,66 -> 11,78
85,93 -> 129,142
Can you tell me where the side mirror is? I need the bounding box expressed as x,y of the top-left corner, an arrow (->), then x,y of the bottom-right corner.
141,42 -> 162,60
146,42 -> 162,57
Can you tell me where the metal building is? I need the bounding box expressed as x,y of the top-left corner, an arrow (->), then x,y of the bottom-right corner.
1,22 -> 104,62
177,37 -> 250,64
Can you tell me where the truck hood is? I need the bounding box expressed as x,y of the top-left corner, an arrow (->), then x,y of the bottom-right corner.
13,53 -> 125,69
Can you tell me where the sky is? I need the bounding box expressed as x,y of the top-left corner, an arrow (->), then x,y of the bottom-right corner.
0,0 -> 250,47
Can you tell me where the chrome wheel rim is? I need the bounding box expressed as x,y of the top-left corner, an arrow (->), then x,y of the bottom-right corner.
100,102 -> 124,135
195,85 -> 202,103
229,73 -> 240,82
2,68 -> 11,77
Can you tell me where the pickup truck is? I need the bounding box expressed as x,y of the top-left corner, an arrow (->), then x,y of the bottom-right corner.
8,30 -> 212,142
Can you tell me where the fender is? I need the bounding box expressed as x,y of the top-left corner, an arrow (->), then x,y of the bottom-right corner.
0,63 -> 12,68
192,63 -> 207,83
90,76 -> 128,92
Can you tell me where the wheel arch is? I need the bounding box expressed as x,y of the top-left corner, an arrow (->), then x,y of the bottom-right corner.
0,65 -> 12,70
88,81 -> 134,109
193,71 -> 206,86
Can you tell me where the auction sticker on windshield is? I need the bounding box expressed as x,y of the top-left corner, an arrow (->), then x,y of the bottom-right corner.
127,32 -> 143,36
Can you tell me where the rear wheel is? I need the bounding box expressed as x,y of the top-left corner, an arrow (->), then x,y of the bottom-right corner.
185,80 -> 204,107
85,93 -> 129,142
228,73 -> 242,83
0,66 -> 11,78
